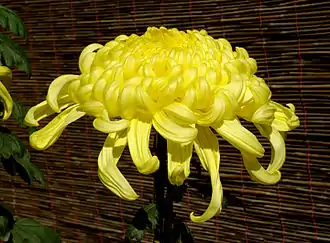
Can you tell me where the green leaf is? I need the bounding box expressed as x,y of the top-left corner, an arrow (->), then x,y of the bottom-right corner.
0,5 -> 28,40
12,218 -> 60,243
12,99 -> 38,135
0,204 -> 14,241
0,128 -> 45,185
0,33 -> 31,75
125,225 -> 145,243
13,147 -> 45,185
143,203 -> 158,230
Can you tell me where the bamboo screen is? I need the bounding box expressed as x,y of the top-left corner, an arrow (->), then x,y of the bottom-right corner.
1,0 -> 329,242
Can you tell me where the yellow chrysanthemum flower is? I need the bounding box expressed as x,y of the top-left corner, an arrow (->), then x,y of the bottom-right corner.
24,27 -> 299,223
0,65 -> 13,120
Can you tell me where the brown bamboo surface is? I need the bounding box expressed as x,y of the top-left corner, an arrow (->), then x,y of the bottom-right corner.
0,0 -> 330,242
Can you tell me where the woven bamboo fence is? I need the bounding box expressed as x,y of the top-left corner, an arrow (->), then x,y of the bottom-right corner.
1,0 -> 329,242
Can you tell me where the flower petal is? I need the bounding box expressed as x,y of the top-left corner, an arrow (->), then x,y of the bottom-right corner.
213,118 -> 264,158
251,102 -> 276,125
256,124 -> 286,174
25,95 -> 73,126
152,110 -> 198,144
93,111 -> 129,133
242,152 -> 281,185
46,74 -> 79,112
0,81 -> 12,120
270,101 -> 300,131
29,104 -> 85,150
242,125 -> 285,185
79,43 -> 103,73
128,119 -> 159,174
191,126 -> 223,223
163,102 -> 197,125
167,141 -> 193,186
104,82 -> 121,118
98,131 -> 139,200
78,100 -> 104,117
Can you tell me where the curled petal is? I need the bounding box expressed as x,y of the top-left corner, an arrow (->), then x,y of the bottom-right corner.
191,126 -> 223,223
128,119 -> 159,174
29,104 -> 85,150
197,92 -> 234,126
92,78 -> 107,103
104,82 -> 121,118
242,152 -> 281,185
80,52 -> 96,73
25,95 -> 73,126
213,118 -> 264,158
256,125 -> 286,174
79,43 -> 103,73
46,74 -> 79,112
0,81 -> 12,120
135,86 -> 158,116
163,102 -> 197,125
98,131 -> 139,200
88,67 -> 105,85
76,84 -> 93,104
270,101 -> 300,131
152,110 -> 197,144
251,103 -> 276,125
80,43 -> 103,61
167,141 -> 192,186
119,84 -> 137,120
67,80 -> 81,104
93,115 -> 129,133
242,125 -> 285,185
78,100 -> 104,117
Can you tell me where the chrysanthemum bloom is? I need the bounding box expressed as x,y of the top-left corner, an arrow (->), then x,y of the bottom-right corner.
25,27 -> 299,222
0,66 -> 13,120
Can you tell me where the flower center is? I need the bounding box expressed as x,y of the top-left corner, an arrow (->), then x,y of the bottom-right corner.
73,27 -> 258,121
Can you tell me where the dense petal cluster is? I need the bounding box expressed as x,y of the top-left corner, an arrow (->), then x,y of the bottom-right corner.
0,66 -> 13,120
24,27 -> 299,222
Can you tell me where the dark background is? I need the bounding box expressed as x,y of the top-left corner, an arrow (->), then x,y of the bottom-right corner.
1,0 -> 329,242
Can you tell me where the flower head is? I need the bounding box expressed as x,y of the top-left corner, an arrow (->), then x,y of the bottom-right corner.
0,65 -> 13,120
25,27 -> 299,222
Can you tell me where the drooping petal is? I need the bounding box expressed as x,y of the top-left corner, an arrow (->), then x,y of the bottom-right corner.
29,104 -> 85,150
270,102 -> 300,131
93,110 -> 129,133
242,124 -> 285,185
152,110 -> 198,144
242,153 -> 281,185
98,131 -> 139,200
128,119 -> 159,174
213,118 -> 264,158
256,124 -> 286,174
0,81 -> 13,120
46,74 -> 79,112
191,126 -> 223,223
25,95 -> 73,126
167,140 -> 193,186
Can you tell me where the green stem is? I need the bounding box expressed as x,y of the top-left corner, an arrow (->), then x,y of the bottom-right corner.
154,133 -> 175,243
